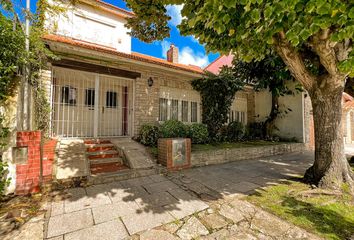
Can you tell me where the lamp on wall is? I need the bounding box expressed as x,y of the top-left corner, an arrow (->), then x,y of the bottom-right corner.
147,77 -> 154,87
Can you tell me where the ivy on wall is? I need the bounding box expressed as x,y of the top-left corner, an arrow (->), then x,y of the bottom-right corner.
192,67 -> 244,141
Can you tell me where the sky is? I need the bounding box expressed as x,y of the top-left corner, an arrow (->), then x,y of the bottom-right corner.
10,0 -> 219,68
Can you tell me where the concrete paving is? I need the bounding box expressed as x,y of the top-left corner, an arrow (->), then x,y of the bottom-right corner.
56,139 -> 89,180
46,151 -> 316,239
110,138 -> 156,169
46,175 -> 208,239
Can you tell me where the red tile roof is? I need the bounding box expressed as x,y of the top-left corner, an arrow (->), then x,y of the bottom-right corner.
43,34 -> 204,74
204,54 -> 234,74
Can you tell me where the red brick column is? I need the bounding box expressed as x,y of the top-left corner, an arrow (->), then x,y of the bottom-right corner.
15,131 -> 57,195
16,131 -> 41,195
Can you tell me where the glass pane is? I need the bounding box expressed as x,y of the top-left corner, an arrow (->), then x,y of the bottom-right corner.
159,98 -> 168,121
182,101 -> 189,122
61,86 -> 76,106
191,102 -> 198,122
106,91 -> 117,108
170,99 -> 179,120
85,89 -> 95,107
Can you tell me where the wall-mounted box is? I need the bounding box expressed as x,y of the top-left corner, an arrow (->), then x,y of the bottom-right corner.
158,138 -> 191,170
12,146 -> 28,164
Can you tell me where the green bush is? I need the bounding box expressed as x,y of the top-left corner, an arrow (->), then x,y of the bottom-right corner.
138,124 -> 159,146
188,123 -> 209,144
246,122 -> 264,140
0,160 -> 10,198
226,121 -> 245,142
159,120 -> 188,138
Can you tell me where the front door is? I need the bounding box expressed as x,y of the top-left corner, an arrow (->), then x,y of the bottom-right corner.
52,68 -> 132,138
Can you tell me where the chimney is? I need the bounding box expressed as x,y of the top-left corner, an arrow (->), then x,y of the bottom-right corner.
167,44 -> 178,63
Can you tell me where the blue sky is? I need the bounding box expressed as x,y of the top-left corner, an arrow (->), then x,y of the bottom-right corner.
11,0 -> 219,68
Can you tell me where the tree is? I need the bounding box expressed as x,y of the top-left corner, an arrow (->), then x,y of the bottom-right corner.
233,54 -> 299,138
345,78 -> 354,96
125,0 -> 354,190
191,67 -> 244,141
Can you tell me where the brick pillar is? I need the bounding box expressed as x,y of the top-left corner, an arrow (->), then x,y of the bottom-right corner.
16,131 -> 41,195
15,131 -> 57,195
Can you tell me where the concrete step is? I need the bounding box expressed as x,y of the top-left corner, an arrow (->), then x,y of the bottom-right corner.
87,150 -> 119,156
87,152 -> 120,160
84,139 -> 112,145
90,162 -> 128,175
89,157 -> 123,165
86,145 -> 115,152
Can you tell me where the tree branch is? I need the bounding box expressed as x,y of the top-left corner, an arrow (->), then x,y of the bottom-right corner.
274,33 -> 315,91
308,31 -> 339,76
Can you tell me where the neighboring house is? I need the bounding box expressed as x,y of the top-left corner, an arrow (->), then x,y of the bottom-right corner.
205,54 -> 311,143
40,0 -> 309,143
342,93 -> 354,144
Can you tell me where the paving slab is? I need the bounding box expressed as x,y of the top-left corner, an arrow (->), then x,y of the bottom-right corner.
143,181 -> 180,194
56,139 -> 89,179
139,229 -> 178,240
121,208 -> 175,235
176,216 -> 209,240
64,219 -> 128,240
47,209 -> 93,238
167,199 -> 209,219
92,201 -> 141,224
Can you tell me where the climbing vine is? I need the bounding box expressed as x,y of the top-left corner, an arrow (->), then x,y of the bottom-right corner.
192,67 -> 244,141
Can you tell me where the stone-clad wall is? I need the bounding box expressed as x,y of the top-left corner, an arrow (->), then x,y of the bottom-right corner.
191,143 -> 306,167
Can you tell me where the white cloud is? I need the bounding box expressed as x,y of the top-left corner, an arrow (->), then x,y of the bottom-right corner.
160,40 -> 209,68
161,40 -> 171,58
166,5 -> 183,26
179,47 -> 209,68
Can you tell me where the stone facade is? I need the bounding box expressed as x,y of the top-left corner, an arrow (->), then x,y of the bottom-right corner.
191,143 -> 306,167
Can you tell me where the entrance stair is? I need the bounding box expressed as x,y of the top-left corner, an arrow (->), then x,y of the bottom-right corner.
84,139 -> 128,175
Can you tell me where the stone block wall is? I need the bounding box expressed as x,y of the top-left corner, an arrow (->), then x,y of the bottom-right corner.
191,143 -> 306,167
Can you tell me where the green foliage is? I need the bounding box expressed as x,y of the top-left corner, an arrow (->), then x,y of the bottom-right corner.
0,160 -> 10,198
192,67 -> 244,141
0,13 -> 26,105
246,122 -> 265,140
138,124 -> 159,146
188,123 -> 209,144
159,120 -> 188,138
126,0 -> 354,77
226,121 -> 245,142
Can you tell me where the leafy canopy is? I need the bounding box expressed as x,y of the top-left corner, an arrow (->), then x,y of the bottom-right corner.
126,0 -> 354,77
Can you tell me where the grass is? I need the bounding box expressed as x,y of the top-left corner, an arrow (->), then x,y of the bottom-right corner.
191,140 -> 283,152
247,180 -> 354,240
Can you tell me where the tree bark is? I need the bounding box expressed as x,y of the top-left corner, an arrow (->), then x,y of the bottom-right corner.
304,84 -> 354,190
264,94 -> 279,138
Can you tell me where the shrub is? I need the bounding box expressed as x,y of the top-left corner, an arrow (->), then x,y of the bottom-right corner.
138,124 -> 159,146
188,123 -> 209,144
246,122 -> 265,140
0,160 -> 10,198
226,121 -> 245,142
159,120 -> 188,138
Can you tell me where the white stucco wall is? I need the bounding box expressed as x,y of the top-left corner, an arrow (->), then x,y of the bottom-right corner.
255,84 -> 305,142
45,1 -> 131,53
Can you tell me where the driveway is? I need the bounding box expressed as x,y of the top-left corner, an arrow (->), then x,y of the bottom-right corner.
44,151 -> 317,240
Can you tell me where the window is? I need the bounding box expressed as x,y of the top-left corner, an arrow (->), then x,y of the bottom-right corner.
191,102 -> 198,122
85,89 -> 95,108
106,91 -> 117,108
61,86 -> 76,106
159,98 -> 168,121
170,99 -> 179,120
182,101 -> 189,122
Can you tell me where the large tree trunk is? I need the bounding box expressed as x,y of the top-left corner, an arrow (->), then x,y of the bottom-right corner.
304,85 -> 354,189
264,94 -> 279,138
